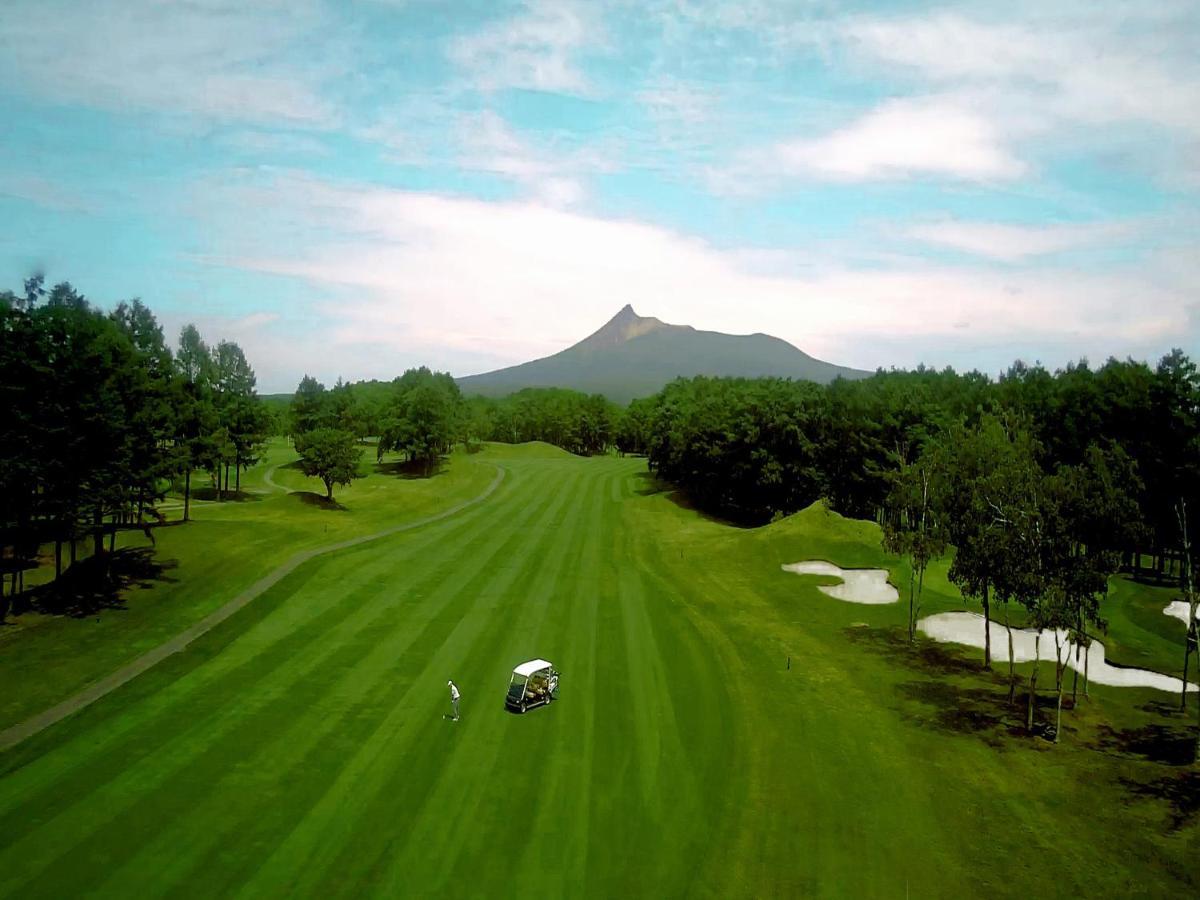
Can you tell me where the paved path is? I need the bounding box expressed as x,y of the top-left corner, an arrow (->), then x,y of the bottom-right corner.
0,466 -> 506,753
261,463 -> 291,493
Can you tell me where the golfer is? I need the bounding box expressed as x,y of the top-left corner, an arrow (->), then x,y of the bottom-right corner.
447,679 -> 461,721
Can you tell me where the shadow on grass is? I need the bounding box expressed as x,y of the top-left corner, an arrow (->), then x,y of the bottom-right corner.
188,487 -> 266,503
844,625 -> 986,678
1127,567 -> 1178,588
29,548 -> 178,618
374,458 -> 445,480
291,492 -> 348,512
1093,722 -> 1197,766
844,625 -> 1054,746
633,472 -> 756,528
1121,771 -> 1200,830
892,680 -> 1015,746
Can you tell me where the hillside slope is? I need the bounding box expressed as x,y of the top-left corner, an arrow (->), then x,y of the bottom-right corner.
457,305 -> 870,402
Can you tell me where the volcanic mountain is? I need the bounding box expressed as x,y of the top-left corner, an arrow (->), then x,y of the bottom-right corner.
456,306 -> 871,403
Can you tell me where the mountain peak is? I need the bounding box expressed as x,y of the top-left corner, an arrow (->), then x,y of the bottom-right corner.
578,305 -> 671,351
456,306 -> 871,402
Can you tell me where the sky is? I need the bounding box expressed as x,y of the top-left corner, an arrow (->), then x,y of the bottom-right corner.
1,0 -> 1197,393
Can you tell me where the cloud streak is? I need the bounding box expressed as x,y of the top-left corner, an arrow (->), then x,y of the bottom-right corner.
0,0 -> 341,126
448,0 -> 600,95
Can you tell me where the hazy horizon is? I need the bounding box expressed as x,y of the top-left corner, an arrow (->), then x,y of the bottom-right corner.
3,1 -> 1197,392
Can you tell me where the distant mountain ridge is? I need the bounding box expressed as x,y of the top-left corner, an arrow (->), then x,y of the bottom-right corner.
456,306 -> 871,403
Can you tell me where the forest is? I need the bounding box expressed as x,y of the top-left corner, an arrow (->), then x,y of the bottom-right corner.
633,355 -> 1199,555
0,277 -> 270,618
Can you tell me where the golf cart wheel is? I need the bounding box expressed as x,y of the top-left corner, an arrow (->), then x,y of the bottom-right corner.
519,700 -> 527,713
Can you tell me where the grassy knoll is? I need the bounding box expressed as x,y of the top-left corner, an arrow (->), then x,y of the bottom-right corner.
0,451 -> 1195,897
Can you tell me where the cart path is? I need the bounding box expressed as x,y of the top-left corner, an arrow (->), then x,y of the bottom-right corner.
0,465 -> 506,753
261,462 -> 292,493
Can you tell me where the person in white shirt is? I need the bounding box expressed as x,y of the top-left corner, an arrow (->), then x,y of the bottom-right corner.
447,680 -> 461,721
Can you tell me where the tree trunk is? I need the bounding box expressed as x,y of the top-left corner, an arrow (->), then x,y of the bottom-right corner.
1185,639 -> 1193,713
108,518 -> 117,553
907,563 -> 917,642
1055,678 -> 1064,744
184,469 -> 191,522
914,565 -> 926,641
55,539 -> 62,578
1004,604 -> 1016,704
982,583 -> 992,670
235,459 -> 241,493
70,536 -> 77,566
1027,631 -> 1041,732
325,479 -> 333,501
92,508 -> 104,559
1083,644 -> 1090,698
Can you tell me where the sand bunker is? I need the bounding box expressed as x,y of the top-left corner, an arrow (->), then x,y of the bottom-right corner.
919,611 -> 1197,694
781,561 -> 899,605
1164,601 -> 1199,627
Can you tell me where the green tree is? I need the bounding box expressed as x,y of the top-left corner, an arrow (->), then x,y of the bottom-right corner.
290,375 -> 331,437
378,368 -> 464,475
175,325 -> 217,515
939,416 -> 1040,674
882,451 -> 948,641
295,428 -> 363,500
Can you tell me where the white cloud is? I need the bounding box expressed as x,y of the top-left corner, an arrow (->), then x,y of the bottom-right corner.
203,171 -> 1193,378
0,0 -> 340,126
906,219 -> 1136,262
454,110 -> 621,206
844,9 -> 1200,138
449,0 -> 598,94
774,98 -> 1026,182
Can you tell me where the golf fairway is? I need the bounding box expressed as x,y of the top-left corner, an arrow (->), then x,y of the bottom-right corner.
0,448 -> 1194,897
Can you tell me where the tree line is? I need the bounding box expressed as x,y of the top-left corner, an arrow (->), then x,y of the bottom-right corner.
285,378 -> 622,495
0,276 -> 270,619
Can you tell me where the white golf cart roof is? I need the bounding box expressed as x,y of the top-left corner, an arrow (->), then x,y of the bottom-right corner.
512,658 -> 554,677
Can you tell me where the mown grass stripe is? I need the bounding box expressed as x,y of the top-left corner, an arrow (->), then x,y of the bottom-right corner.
0,468 -> 558,896
0,466 -> 506,755
231,464 -> 584,897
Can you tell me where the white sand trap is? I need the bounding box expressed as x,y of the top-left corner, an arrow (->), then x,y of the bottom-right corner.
781,561 -> 899,605
919,611 -> 1197,694
1164,601 -> 1199,626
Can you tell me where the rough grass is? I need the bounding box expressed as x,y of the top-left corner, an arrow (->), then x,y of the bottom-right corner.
0,451 -> 1194,897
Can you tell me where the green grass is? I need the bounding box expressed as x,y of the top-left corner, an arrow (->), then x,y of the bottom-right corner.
0,438 -> 498,729
0,450 -> 1195,897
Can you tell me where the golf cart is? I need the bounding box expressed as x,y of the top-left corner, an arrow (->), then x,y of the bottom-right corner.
505,659 -> 559,713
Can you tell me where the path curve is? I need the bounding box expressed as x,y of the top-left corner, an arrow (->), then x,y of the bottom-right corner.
261,463 -> 292,494
0,465 -> 507,753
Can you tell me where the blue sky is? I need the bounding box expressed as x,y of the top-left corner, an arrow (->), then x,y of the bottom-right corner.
1,0 -> 1197,392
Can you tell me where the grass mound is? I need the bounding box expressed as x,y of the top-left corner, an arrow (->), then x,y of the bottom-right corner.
476,440 -> 578,459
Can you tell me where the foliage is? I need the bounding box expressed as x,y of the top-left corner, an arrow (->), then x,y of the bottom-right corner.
469,388 -> 618,456
0,276 -> 268,615
881,450 -> 948,641
376,368 -> 464,474
294,428 -> 363,500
